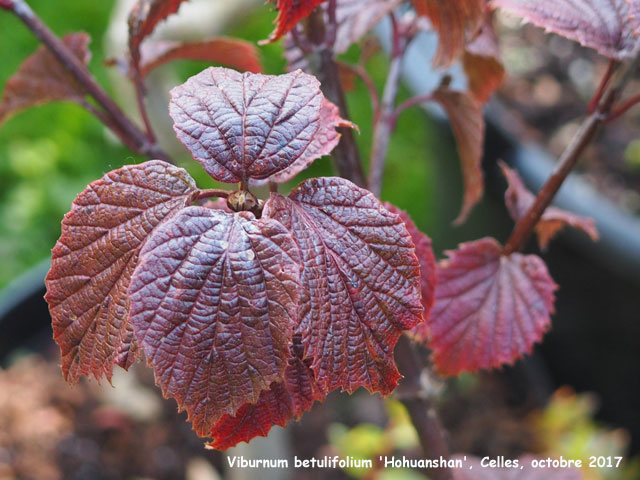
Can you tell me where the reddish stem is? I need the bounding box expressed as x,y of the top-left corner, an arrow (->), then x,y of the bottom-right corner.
606,92 -> 640,122
503,48 -> 640,254
337,61 -> 380,117
131,64 -> 157,143
307,8 -> 367,187
391,93 -> 434,126
5,0 -> 173,163
196,189 -> 231,200
588,59 -> 616,114
368,13 -> 410,197
394,335 -> 452,480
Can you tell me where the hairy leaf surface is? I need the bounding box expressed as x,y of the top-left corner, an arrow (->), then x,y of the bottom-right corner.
412,0 -> 486,67
263,177 -> 423,395
453,455 -> 583,479
0,33 -> 90,125
129,207 -> 300,435
492,0 -> 638,60
139,38 -> 262,78
128,0 -> 189,60
463,20 -> 505,104
207,335 -> 323,449
500,162 -> 598,249
429,238 -> 557,376
384,204 -> 437,343
433,87 -> 485,224
263,0 -> 327,44
45,161 -> 199,383
169,67 -> 349,184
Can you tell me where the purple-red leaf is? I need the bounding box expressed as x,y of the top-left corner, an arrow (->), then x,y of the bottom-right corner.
432,86 -> 485,224
262,0 -> 327,44
207,335 -> 323,449
412,0 -> 486,67
384,204 -> 437,343
0,33 -> 90,125
127,0 -> 189,60
452,455 -> 583,479
500,162 -> 599,249
491,0 -> 638,60
44,161 -> 199,383
138,38 -> 262,78
169,67 -> 351,184
263,177 -> 423,395
128,207 -> 301,435
463,19 -> 505,104
428,237 -> 557,376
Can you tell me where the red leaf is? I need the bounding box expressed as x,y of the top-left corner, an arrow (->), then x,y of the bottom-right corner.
432,87 -> 485,224
169,67 -> 352,184
412,0 -> 486,67
128,207 -> 301,435
207,335 -> 323,449
452,455 -> 583,479
500,162 -> 599,249
462,19 -> 505,104
491,0 -> 638,60
0,33 -> 90,125
127,0 -> 189,60
383,204 -> 437,342
44,161 -> 199,383
138,38 -> 262,78
262,0 -> 327,44
263,177 -> 423,395
428,238 -> 557,376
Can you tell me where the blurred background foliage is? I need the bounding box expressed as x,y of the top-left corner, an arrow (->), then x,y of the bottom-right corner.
0,0 -> 473,290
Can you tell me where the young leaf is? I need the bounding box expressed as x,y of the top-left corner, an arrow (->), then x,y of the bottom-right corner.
428,238 -> 557,376
128,0 -> 189,61
384,204 -> 437,343
263,177 -> 423,395
412,0 -> 486,67
138,38 -> 262,78
462,19 -> 505,104
491,0 -> 638,60
0,33 -> 90,125
128,207 -> 301,435
44,161 -> 199,383
452,455 -> 583,479
432,86 -> 485,224
500,162 -> 599,249
169,67 -> 351,184
262,0 -> 327,44
207,335 -> 323,449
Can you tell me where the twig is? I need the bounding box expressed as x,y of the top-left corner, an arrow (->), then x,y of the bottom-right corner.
131,64 -> 157,143
337,61 -> 380,116
4,0 -> 173,163
369,13 -> 409,197
392,93 -> 434,123
605,92 -> 640,122
503,46 -> 640,255
196,189 -> 231,200
306,8 -> 367,188
588,59 -> 616,114
394,335 -> 452,480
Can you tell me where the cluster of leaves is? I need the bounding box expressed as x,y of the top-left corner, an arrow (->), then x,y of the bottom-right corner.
2,0 -> 624,455
44,61 -> 426,448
